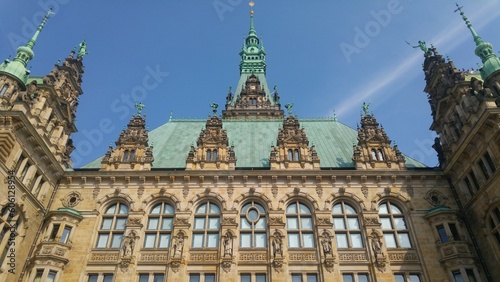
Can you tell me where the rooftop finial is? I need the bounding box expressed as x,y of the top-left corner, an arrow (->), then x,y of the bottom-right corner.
249,1 -> 255,15
77,40 -> 89,58
249,1 -> 256,35
134,102 -> 145,116
362,102 -> 370,116
26,9 -> 54,49
454,3 -> 483,45
210,103 -> 219,116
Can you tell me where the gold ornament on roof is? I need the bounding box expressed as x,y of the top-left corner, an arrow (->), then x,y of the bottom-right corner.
249,1 -> 255,14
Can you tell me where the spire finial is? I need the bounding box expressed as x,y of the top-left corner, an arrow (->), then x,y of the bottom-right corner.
455,3 -> 483,45
26,9 -> 54,49
362,102 -> 370,116
249,1 -> 255,15
210,103 -> 219,116
77,40 -> 89,58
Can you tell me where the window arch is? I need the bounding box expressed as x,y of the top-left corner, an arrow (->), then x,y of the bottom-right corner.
206,150 -> 212,161
240,201 -> 267,248
96,202 -> 128,248
286,201 -> 314,248
122,150 -> 129,162
377,149 -> 384,161
192,201 -> 220,248
212,149 -> 218,161
489,206 -> 500,246
294,149 -> 300,161
378,201 -> 411,248
144,202 -> 174,249
129,150 -> 136,161
288,150 -> 293,161
0,205 -> 22,268
332,201 -> 363,248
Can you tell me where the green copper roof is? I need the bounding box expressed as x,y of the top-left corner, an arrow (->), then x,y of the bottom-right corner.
456,4 -> 500,79
0,10 -> 52,86
83,118 -> 426,169
57,207 -> 81,216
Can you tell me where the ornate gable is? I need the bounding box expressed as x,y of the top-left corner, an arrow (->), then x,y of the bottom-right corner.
186,112 -> 236,170
101,108 -> 153,171
353,107 -> 405,170
269,114 -> 319,170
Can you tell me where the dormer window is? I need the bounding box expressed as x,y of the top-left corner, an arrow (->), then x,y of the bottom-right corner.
0,85 -> 8,96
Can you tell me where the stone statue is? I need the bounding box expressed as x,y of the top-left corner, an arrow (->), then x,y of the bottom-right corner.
284,103 -> 293,116
134,102 -> 145,116
320,230 -> 332,256
223,232 -> 233,257
121,232 -> 136,257
173,234 -> 184,256
371,231 -> 383,258
432,137 -> 445,167
272,230 -> 283,257
210,103 -> 218,116
407,40 -> 429,55
362,102 -> 370,116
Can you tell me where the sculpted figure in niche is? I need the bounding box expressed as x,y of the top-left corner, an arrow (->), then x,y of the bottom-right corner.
320,230 -> 332,256
371,231 -> 383,258
172,234 -> 184,256
223,232 -> 233,257
272,230 -> 283,258
121,235 -> 135,257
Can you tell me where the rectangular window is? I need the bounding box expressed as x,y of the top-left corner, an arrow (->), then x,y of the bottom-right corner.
437,225 -> 449,243
452,270 -> 464,282
302,233 -> 315,248
394,274 -> 405,282
50,224 -> 60,240
463,177 -> 475,196
358,274 -> 369,282
291,274 -> 302,282
153,274 -> 165,282
47,271 -> 57,282
34,269 -> 43,282
241,274 -> 251,282
384,233 -> 397,248
449,223 -> 460,241
205,274 -> 215,282
158,234 -> 170,248
342,274 -> 353,282
96,234 -> 109,248
139,274 -> 149,282
88,274 -> 98,282
398,233 -> 412,248
255,274 -> 266,282
192,234 -> 204,248
484,152 -> 496,173
144,234 -> 156,248
306,274 -> 317,282
61,226 -> 72,243
190,274 -> 200,282
110,233 -> 123,248
103,274 -> 114,282
466,269 -> 477,282
478,159 -> 491,179
469,171 -> 480,189
288,233 -> 300,248
409,274 -> 421,282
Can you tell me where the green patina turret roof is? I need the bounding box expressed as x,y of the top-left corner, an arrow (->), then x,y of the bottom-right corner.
456,4 -> 500,80
83,118 -> 426,169
0,10 -> 53,86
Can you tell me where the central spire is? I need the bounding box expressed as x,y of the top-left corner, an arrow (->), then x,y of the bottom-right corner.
455,4 -> 500,79
222,2 -> 284,119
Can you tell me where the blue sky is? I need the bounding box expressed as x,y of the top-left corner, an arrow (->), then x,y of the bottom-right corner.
1,1 -> 500,167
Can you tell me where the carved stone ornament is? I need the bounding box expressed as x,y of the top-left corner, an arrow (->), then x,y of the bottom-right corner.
324,256 -> 336,273
424,190 -> 447,206
170,257 -> 182,273
363,216 -> 380,225
173,217 -> 190,226
316,217 -> 332,226
221,231 -> 234,272
221,217 -> 237,225
268,216 -> 285,225
60,191 -> 83,208
127,217 -> 142,226
320,230 -> 333,257
370,229 -> 387,272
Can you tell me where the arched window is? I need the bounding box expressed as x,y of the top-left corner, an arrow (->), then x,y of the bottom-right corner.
212,149 -> 218,161
489,206 -> 500,246
0,85 -> 7,96
288,150 -> 293,161
332,201 -> 363,248
371,149 -> 378,160
144,202 -> 174,249
122,150 -> 129,162
286,201 -> 314,248
294,149 -> 300,161
240,201 -> 267,248
192,201 -> 220,248
377,149 -> 384,161
206,150 -> 212,161
129,150 -> 136,161
378,201 -> 411,248
96,203 -> 128,248
0,205 -> 22,268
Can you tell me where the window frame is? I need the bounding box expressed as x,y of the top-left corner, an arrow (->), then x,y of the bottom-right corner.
332,201 -> 364,249
144,202 -> 175,249
286,201 -> 315,249
378,201 -> 412,249
192,201 -> 221,249
240,201 -> 267,249
96,202 -> 128,249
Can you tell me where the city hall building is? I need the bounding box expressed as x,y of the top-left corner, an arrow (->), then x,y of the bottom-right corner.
0,4 -> 499,282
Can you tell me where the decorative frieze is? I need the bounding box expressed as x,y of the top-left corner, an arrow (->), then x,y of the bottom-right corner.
388,250 -> 419,262
239,252 -> 267,262
138,252 -> 168,263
